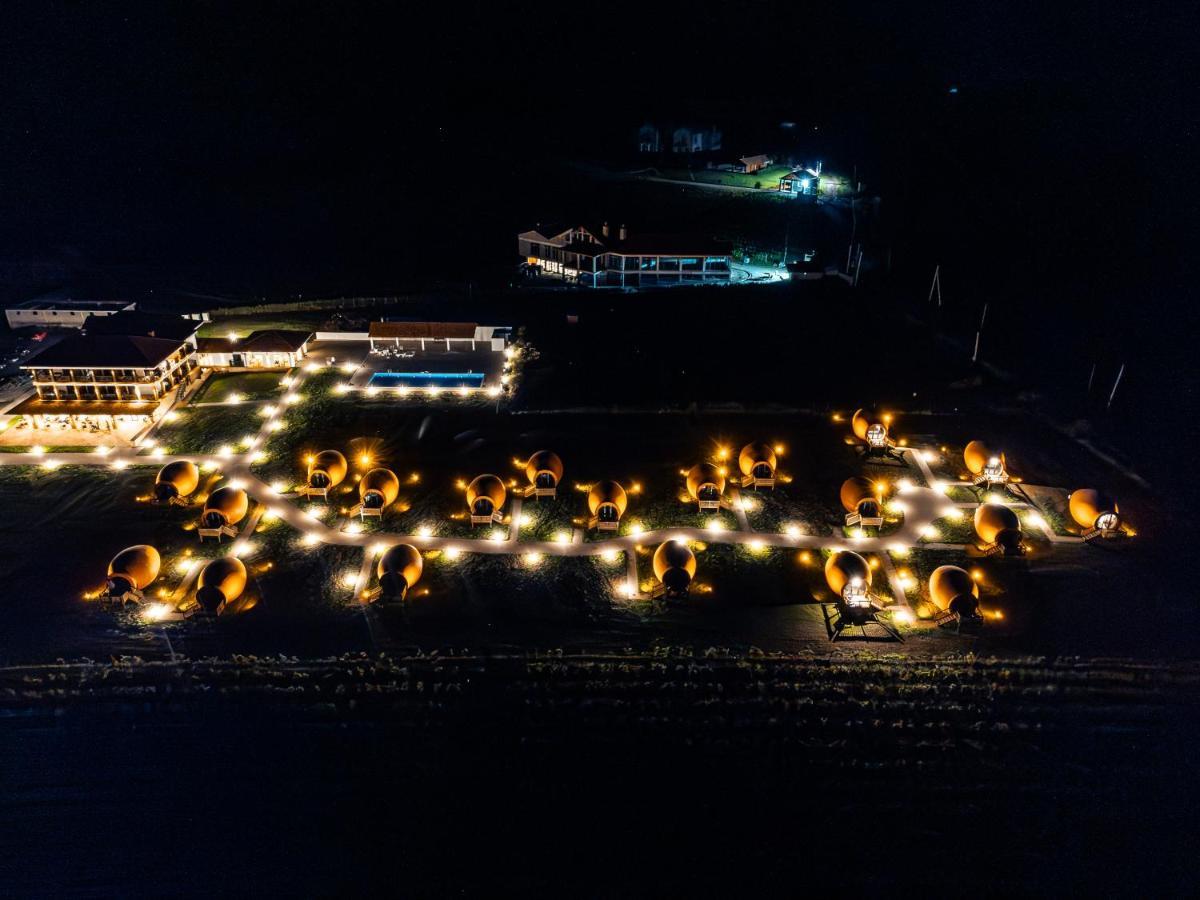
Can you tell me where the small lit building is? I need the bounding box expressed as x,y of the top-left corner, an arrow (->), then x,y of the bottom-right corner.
1069,489 -> 1124,541
686,463 -> 727,511
195,330 -> 314,369
738,442 -> 777,489
964,441 -> 1010,489
466,475 -> 507,526
587,481 -> 628,532
517,223 -> 732,289
5,299 -> 135,330
780,169 -> 820,196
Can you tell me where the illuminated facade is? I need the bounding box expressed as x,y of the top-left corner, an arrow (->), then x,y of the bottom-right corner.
518,223 -> 732,288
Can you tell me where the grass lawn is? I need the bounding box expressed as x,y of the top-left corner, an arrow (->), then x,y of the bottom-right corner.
197,313 -> 326,338
152,405 -> 265,455
658,164 -> 794,190
192,371 -> 287,404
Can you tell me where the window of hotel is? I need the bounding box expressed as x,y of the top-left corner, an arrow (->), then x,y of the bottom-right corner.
681,257 -> 703,271
639,257 -> 657,270
659,258 -> 679,271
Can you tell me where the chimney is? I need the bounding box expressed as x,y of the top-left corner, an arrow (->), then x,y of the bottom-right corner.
601,222 -> 609,238
618,223 -> 627,241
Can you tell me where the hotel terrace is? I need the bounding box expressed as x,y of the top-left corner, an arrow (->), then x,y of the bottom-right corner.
517,223 -> 732,288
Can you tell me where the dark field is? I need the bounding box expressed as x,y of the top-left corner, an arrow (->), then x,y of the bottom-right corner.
2,651 -> 1196,896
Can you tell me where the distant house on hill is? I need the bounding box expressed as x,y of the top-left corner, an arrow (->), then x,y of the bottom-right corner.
780,169 -> 820,196
637,123 -> 722,154
733,154 -> 772,174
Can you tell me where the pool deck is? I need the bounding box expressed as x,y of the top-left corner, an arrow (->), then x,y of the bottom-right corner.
348,344 -> 505,389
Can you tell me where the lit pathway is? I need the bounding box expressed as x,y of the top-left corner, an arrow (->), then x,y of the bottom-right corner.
0,427 -> 1085,609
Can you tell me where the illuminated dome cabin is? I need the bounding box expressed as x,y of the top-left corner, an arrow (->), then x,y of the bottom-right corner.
375,543 -> 424,602
103,544 -> 161,605
303,450 -> 348,500
1069,489 -> 1124,541
153,460 -> 200,506
587,480 -> 628,532
686,463 -> 727,512
964,440 -> 1009,489
928,565 -> 982,628
652,540 -> 697,599
824,550 -> 901,641
195,556 -> 247,617
523,450 -> 563,500
356,468 -> 401,519
974,503 -> 1024,556
738,442 -> 777,490
851,409 -> 897,457
467,474 -> 507,526
199,485 -> 249,541
840,476 -> 884,528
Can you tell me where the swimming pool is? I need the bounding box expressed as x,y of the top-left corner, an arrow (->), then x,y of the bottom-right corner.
368,371 -> 486,389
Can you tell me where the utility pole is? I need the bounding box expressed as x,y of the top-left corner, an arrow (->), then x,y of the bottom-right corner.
1107,363 -> 1126,409
971,302 -> 988,363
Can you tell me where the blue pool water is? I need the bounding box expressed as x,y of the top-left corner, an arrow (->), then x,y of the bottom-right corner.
368,371 -> 486,388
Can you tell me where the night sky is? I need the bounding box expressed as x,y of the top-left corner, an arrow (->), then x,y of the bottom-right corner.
0,2 -> 1194,457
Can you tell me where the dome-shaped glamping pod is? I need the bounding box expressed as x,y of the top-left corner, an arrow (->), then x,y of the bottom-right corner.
738,442 -> 777,489
376,544 -> 423,602
358,468 -> 400,518
928,565 -> 981,621
587,480 -> 628,532
105,544 -> 162,603
686,463 -> 726,511
653,540 -> 697,598
154,460 -> 200,505
525,450 -> 563,498
824,550 -> 902,641
840,476 -> 883,526
305,450 -> 348,498
1069,489 -> 1122,539
824,550 -> 872,607
974,503 -> 1024,555
199,485 -> 249,540
195,556 -> 247,617
964,440 -> 1009,487
851,409 -> 894,454
467,475 -> 507,525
